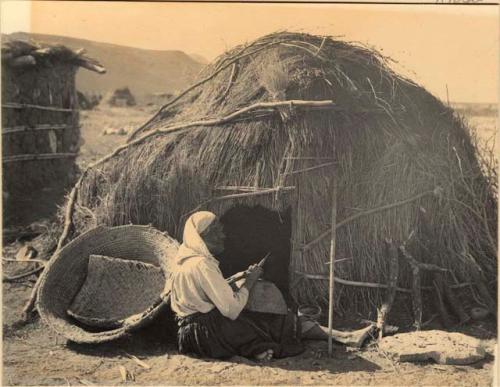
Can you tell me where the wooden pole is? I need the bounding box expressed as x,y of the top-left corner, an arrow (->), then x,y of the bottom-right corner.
377,239 -> 399,339
467,260 -> 496,316
442,279 -> 470,324
3,153 -> 77,163
411,266 -> 423,330
328,169 -> 337,357
432,272 -> 454,329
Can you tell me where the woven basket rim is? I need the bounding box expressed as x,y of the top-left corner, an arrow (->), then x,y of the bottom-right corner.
37,224 -> 178,343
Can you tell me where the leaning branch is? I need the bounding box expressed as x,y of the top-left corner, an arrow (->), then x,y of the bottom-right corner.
126,39 -> 290,141
127,37 -> 328,141
294,270 -> 473,292
295,270 -> 412,294
3,153 -> 77,163
76,57 -> 107,74
2,124 -> 72,135
283,161 -> 336,176
97,100 -> 338,176
180,186 -> 296,226
399,245 -> 448,273
59,100 -> 335,248
2,102 -> 75,113
216,61 -> 239,103
301,189 -> 439,252
211,186 -> 295,201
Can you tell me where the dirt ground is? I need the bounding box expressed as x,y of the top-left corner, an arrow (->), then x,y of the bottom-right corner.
77,106 -> 155,169
2,104 -> 498,386
2,279 -> 497,386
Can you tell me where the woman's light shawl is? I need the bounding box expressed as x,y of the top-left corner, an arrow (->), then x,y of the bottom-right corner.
174,211 -> 217,266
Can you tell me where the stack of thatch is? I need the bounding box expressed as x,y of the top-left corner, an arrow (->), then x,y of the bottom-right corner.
77,91 -> 102,110
48,32 -> 496,323
106,87 -> 136,107
2,39 -> 105,227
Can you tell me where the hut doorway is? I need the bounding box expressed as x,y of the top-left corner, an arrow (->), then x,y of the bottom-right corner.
218,205 -> 292,301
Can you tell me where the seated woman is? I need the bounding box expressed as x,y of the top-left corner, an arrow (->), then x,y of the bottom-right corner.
170,211 -> 374,361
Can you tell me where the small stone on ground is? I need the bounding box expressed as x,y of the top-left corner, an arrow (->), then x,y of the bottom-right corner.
379,330 -> 487,365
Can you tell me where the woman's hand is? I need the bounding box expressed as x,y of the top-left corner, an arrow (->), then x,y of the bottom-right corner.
244,264 -> 263,289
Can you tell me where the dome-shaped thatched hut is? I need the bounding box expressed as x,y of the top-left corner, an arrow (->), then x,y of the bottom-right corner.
50,32 -> 496,324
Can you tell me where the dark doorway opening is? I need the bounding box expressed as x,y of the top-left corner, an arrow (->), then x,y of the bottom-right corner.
218,205 -> 292,302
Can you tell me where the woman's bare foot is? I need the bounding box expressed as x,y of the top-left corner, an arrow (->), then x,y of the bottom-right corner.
301,319 -> 376,348
349,324 -> 376,348
255,349 -> 273,362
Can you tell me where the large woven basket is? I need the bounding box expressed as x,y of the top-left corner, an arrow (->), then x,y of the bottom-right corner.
67,254 -> 167,328
37,225 -> 179,344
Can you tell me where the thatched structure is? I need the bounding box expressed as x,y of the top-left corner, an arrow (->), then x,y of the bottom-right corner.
51,32 -> 496,323
2,39 -> 105,227
76,91 -> 101,110
106,87 -> 136,107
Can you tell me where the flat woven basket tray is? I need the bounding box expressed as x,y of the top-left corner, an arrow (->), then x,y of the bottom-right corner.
67,254 -> 165,328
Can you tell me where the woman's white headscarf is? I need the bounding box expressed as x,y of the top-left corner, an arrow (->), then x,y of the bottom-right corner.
174,211 -> 217,265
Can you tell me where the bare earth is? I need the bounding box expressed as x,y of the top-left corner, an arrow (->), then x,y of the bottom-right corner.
2,104 -> 497,386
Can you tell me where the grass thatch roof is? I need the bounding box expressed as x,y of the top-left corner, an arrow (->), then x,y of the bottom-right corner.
1,39 -> 105,73
59,32 -> 496,319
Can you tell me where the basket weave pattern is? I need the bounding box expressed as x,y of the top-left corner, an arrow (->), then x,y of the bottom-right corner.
67,254 -> 165,328
37,225 -> 179,343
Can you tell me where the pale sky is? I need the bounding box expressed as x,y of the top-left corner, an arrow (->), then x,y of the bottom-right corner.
1,1 -> 498,103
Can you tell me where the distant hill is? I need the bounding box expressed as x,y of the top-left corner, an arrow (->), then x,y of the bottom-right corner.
188,53 -> 209,64
3,32 -> 205,101
451,102 -> 498,117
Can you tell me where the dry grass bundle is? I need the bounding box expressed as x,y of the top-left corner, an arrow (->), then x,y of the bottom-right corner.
258,51 -> 291,100
55,32 -> 496,319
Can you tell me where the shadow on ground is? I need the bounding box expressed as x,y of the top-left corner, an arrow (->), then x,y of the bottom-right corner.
66,319 -> 381,375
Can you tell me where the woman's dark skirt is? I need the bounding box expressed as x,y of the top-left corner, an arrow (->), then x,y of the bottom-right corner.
177,308 -> 305,359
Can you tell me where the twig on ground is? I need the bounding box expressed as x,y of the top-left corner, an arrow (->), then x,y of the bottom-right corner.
3,258 -> 47,264
121,352 -> 151,370
3,265 -> 44,282
374,342 -> 398,373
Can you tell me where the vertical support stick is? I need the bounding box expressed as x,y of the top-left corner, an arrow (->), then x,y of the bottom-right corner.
432,272 -> 454,329
411,266 -> 422,330
377,239 -> 399,339
289,178 -> 303,305
442,279 -> 470,324
468,261 -> 496,316
22,280 -> 41,320
328,169 -> 337,357
254,160 -> 261,188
